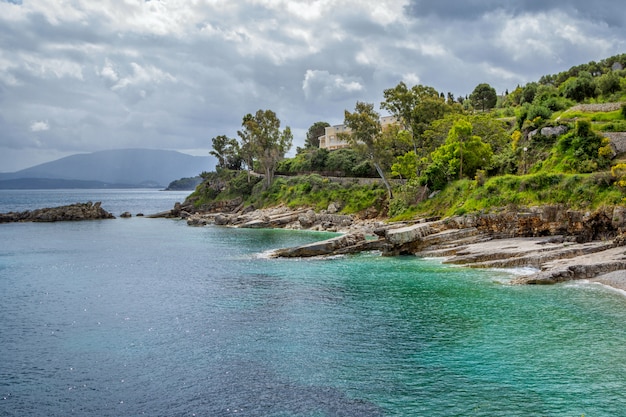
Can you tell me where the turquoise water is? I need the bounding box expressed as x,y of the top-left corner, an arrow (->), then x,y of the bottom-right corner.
1,191 -> 626,416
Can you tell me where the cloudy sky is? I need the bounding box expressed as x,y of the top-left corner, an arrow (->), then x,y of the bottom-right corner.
1,0 -> 624,172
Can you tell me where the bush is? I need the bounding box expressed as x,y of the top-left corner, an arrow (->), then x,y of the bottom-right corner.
351,160 -> 376,177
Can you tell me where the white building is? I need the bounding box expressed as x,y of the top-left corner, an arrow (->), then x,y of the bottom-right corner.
318,116 -> 398,150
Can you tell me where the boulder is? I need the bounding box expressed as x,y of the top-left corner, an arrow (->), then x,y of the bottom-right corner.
272,233 -> 366,258
540,125 -> 568,138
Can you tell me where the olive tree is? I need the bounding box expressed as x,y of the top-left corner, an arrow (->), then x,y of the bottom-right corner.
237,109 -> 293,188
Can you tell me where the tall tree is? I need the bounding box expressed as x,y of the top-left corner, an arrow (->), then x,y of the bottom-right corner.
237,114 -> 256,181
344,102 -> 393,198
238,109 -> 293,188
210,134 -> 242,170
304,121 -> 330,149
470,83 -> 497,111
381,82 -> 450,171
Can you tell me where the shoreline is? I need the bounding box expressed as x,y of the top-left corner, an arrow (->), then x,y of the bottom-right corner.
175,204 -> 626,291
589,271 -> 626,292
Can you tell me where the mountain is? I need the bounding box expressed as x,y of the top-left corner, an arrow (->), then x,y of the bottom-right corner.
0,149 -> 215,189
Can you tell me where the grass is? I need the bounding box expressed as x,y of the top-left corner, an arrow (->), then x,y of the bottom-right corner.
188,170 -> 387,217
557,109 -> 624,122
407,172 -> 625,218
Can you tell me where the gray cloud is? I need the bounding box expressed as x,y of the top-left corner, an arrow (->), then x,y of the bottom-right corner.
0,0 -> 624,171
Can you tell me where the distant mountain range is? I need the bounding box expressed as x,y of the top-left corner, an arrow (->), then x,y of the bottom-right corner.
0,149 -> 215,189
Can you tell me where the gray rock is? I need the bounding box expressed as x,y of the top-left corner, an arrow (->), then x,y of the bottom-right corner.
0,202 -> 115,223
540,125 -> 568,137
272,233 -> 366,257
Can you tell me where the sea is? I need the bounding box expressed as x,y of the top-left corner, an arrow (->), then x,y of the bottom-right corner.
1,189 -> 625,417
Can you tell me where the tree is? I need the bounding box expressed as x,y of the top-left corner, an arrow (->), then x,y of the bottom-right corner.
597,71 -> 621,96
470,83 -> 497,111
237,109 -> 293,188
304,121 -> 330,149
381,82 -> 450,175
344,101 -> 393,198
520,82 -> 538,104
237,114 -> 256,180
391,151 -> 419,179
424,120 -> 493,189
559,71 -> 598,102
210,134 -> 242,170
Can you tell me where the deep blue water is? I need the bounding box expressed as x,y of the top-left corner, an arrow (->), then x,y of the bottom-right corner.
1,190 -> 626,416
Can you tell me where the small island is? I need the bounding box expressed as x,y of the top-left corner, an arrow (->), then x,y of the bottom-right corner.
0,202 -> 115,223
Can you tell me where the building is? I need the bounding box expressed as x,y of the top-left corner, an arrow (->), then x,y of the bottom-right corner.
318,115 -> 398,150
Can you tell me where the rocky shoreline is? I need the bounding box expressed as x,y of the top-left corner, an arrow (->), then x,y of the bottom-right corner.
0,202 -> 115,223
164,201 -> 626,289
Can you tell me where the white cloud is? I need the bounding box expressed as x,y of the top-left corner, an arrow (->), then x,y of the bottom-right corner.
1,0 -> 625,170
20,54 -> 84,80
302,70 -> 364,102
110,62 -> 176,96
30,120 -> 50,132
402,73 -> 421,86
99,59 -> 119,83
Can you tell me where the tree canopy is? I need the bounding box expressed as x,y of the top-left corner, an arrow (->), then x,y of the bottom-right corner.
304,121 -> 330,149
344,102 -> 393,198
237,109 -> 292,188
470,83 -> 497,111
424,120 -> 493,190
210,134 -> 242,170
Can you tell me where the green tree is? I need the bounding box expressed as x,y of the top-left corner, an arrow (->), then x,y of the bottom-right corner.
470,83 -> 497,111
597,71 -> 621,96
391,151 -> 419,179
238,109 -> 293,188
210,135 -> 242,170
520,82 -> 538,104
304,121 -> 330,149
424,120 -> 493,189
559,71 -> 598,102
237,114 -> 256,180
381,82 -> 450,174
344,101 -> 393,198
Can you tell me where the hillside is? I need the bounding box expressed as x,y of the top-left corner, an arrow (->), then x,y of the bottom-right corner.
0,149 -> 215,189
189,54 -> 626,221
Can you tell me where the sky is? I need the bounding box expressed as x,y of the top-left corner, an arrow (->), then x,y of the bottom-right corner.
1,0 -> 625,172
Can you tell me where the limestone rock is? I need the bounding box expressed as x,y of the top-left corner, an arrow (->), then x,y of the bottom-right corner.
0,202 -> 115,223
272,233 -> 366,258
540,125 -> 568,137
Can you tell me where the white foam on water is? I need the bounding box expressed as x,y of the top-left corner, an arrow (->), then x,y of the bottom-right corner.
498,266 -> 540,276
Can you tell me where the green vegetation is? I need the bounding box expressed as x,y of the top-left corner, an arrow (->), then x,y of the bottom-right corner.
189,169 -> 386,215
198,54 -> 626,220
165,176 -> 202,191
412,172 -> 623,219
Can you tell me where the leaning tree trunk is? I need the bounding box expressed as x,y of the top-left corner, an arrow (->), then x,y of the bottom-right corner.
373,162 -> 393,199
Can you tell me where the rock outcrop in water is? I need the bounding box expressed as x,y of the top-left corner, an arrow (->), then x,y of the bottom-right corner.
0,202 -> 115,223
170,201 -> 626,284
